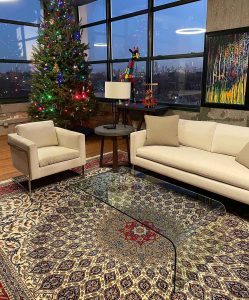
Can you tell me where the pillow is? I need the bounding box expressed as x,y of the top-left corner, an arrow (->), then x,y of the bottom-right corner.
144,115 -> 179,146
16,120 -> 58,148
235,142 -> 249,168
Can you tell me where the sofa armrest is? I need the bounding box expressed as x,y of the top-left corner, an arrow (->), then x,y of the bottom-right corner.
55,127 -> 86,163
130,130 -> 146,164
8,133 -> 39,178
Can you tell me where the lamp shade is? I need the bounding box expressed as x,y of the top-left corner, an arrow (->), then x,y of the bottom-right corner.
105,82 -> 131,100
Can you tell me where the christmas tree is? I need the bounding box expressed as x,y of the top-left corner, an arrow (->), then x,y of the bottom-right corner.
29,0 -> 97,126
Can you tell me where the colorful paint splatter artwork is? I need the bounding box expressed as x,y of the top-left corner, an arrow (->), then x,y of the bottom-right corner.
205,32 -> 249,105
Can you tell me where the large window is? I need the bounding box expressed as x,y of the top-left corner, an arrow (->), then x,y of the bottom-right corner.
89,63 -> 107,97
0,0 -> 40,103
112,15 -> 148,59
78,0 -> 106,26
152,58 -> 203,105
0,0 -> 40,23
79,0 -> 207,107
81,24 -> 107,61
154,1 -> 206,56
111,0 -> 147,17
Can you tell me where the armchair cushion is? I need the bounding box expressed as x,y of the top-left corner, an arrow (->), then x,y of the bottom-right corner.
38,146 -> 80,167
16,120 -> 58,148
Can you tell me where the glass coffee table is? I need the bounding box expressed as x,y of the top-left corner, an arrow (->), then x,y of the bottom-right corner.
74,167 -> 226,293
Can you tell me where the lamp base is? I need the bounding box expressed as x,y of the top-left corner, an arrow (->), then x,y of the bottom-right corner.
103,124 -> 117,129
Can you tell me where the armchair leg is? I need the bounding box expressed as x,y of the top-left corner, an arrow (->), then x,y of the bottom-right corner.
81,165 -> 85,177
131,164 -> 135,176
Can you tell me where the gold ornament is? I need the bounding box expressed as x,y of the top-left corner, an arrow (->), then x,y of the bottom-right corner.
53,63 -> 59,73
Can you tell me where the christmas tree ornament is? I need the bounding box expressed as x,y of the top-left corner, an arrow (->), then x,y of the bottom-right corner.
74,31 -> 81,41
57,72 -> 64,85
67,14 -> 74,22
58,0 -> 63,8
53,63 -> 60,73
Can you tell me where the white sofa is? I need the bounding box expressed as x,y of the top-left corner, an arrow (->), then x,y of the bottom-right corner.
130,119 -> 249,205
8,121 -> 86,195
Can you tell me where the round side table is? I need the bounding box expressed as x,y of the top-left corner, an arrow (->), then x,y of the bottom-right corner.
94,125 -> 134,171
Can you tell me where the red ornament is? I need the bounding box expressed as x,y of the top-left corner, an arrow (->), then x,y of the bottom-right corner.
81,92 -> 87,98
73,91 -> 89,101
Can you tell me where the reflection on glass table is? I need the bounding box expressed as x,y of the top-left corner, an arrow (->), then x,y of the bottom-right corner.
74,167 -> 226,293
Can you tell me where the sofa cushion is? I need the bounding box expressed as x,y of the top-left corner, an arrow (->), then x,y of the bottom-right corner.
136,145 -> 249,191
144,115 -> 179,146
211,123 -> 249,156
38,146 -> 79,167
235,142 -> 249,168
16,121 -> 58,148
178,119 -> 217,151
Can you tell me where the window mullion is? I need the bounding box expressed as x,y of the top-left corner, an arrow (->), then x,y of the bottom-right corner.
106,0 -> 112,81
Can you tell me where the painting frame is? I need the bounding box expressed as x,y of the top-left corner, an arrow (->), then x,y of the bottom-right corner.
202,26 -> 249,110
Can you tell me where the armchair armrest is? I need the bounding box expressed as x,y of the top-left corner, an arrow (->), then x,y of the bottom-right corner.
55,127 -> 86,164
130,130 -> 146,164
8,133 -> 39,179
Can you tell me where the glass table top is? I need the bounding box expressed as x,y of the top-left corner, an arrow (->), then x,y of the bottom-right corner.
74,167 -> 226,246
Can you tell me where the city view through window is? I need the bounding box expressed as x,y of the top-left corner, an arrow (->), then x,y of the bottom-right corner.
153,58 -> 203,106
0,64 -> 33,99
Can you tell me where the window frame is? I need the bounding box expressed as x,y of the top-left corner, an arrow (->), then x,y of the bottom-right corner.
0,1 -> 42,104
80,0 -> 205,110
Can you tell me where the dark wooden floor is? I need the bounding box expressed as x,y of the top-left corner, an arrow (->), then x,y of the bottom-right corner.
0,135 -> 127,181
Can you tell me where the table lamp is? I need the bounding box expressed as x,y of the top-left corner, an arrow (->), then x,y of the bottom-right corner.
104,82 -> 131,129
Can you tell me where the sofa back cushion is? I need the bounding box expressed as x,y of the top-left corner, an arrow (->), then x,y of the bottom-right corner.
16,120 -> 58,148
211,123 -> 249,156
178,119 -> 217,151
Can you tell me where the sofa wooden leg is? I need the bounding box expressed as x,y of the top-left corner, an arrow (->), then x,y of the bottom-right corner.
28,178 -> 32,198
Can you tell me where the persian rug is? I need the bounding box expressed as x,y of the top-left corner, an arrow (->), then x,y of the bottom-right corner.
0,153 -> 248,300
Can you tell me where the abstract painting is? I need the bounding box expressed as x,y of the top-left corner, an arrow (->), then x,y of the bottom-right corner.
203,27 -> 249,107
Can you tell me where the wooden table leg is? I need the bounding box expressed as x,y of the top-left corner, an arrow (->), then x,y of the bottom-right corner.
112,136 -> 118,171
100,136 -> 104,167
122,107 -> 126,125
137,112 -> 145,131
126,110 -> 133,126
126,136 -> 130,164
116,107 -> 121,124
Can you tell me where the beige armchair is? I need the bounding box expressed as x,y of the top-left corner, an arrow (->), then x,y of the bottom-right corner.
8,120 -> 86,196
